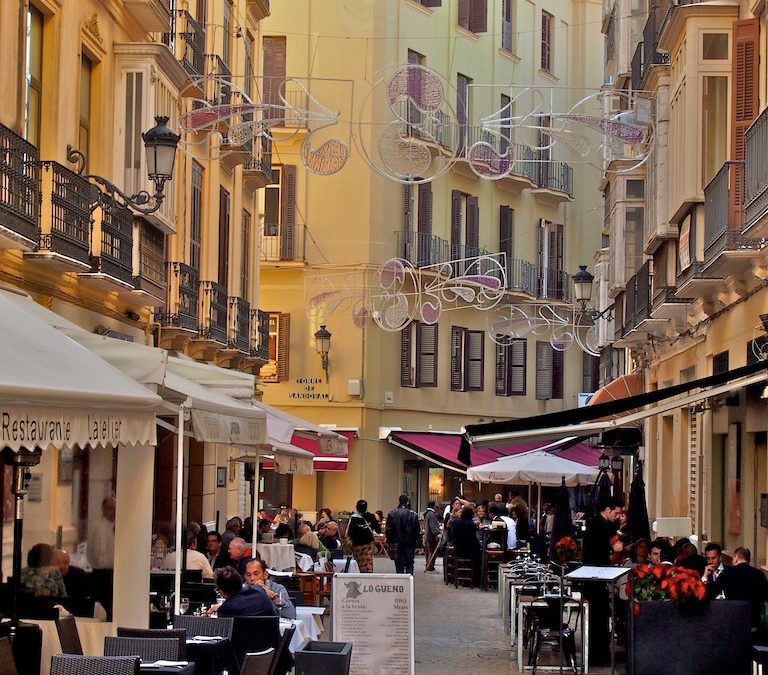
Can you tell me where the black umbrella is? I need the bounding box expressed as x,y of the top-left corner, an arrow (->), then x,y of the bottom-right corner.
549,477 -> 574,559
587,470 -> 613,518
627,459 -> 651,542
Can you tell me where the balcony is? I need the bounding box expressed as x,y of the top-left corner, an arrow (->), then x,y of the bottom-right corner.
262,82 -> 310,131
631,42 -> 644,92
745,106 -> 768,237
241,308 -> 270,374
675,260 -> 722,297
261,223 -> 306,263
131,219 -> 166,307
504,259 -> 538,296
396,101 -> 454,155
243,136 -> 274,191
216,296 -> 250,367
396,230 -> 449,267
641,10 -> 670,81
79,197 -> 134,290
25,162 -> 95,271
168,10 -> 205,78
156,262 -> 199,349
530,161 -> 574,205
246,0 -> 270,23
651,285 -> 692,321
0,122 -> 39,250
123,0 -> 171,32
188,280 -> 228,359
205,54 -> 232,108
526,267 -> 573,302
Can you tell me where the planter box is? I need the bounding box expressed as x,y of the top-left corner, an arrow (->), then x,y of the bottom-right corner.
629,600 -> 751,675
294,640 -> 353,675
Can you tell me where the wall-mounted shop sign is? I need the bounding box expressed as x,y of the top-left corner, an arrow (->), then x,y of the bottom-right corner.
288,377 -> 329,400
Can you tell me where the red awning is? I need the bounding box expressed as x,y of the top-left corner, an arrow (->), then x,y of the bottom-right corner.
290,430 -> 354,471
389,432 -> 600,473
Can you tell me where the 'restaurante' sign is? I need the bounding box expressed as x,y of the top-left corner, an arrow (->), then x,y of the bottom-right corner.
0,405 -> 156,451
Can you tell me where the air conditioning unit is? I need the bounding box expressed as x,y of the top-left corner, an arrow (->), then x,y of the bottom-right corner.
578,393 -> 594,407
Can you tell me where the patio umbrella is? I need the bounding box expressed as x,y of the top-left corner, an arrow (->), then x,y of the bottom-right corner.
587,470 -> 613,518
466,450 -> 598,486
626,460 -> 651,542
549,477 -> 574,559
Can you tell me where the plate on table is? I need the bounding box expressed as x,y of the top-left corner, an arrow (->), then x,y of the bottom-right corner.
189,635 -> 224,642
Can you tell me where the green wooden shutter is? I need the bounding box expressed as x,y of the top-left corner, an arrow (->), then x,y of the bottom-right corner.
466,330 -> 485,391
536,341 -> 552,399
280,165 -> 296,260
450,326 -> 465,391
417,323 -> 438,387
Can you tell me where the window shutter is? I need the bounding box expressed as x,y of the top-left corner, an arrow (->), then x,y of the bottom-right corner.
276,313 -> 290,381
536,219 -> 545,296
450,326 -> 465,391
712,350 -> 729,375
263,36 -> 286,120
280,165 -> 296,259
451,190 -> 462,259
466,330 -> 484,391
466,196 -> 479,253
458,0 -> 470,29
500,94 -> 512,155
421,0 -> 442,6
457,74 -> 469,152
499,206 -> 513,257
418,183 -> 432,237
541,12 -> 551,71
552,348 -> 564,399
218,187 -> 230,287
536,341 -> 553,400
404,183 -> 413,230
582,352 -> 600,393
509,339 -> 526,395
417,323 -> 438,387
401,325 -> 414,386
501,0 -> 513,51
555,222 -> 564,298
470,0 -> 487,33
495,341 -> 509,395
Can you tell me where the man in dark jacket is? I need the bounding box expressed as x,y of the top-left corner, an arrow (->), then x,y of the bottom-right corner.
215,566 -> 276,618
708,547 -> 768,628
386,494 -> 420,575
423,502 -> 442,572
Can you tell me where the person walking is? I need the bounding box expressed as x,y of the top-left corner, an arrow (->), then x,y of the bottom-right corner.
386,494 -> 420,575
423,501 -> 441,572
347,499 -> 380,573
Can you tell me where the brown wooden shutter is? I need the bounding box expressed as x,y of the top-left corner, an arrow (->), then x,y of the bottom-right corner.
536,219 -> 545,296
541,12 -> 552,71
501,0 -> 513,51
417,322 -> 438,387
418,183 -> 432,237
451,190 -> 462,259
450,326 -> 465,391
421,0 -> 441,6
280,165 -> 296,259
552,348 -> 564,399
466,330 -> 484,391
510,339 -> 526,395
466,196 -> 479,253
401,325 -> 414,386
263,36 -> 286,120
499,205 -> 513,257
276,313 -> 290,381
555,222 -> 564,298
495,341 -> 508,395
218,187 -> 230,287
470,0 -> 487,32
582,352 -> 600,393
404,183 -> 413,230
535,341 -> 552,399
457,74 -> 469,152
458,0 -> 470,28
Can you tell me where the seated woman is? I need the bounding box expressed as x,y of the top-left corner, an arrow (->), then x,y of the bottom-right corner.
21,543 -> 67,598
450,506 -> 482,584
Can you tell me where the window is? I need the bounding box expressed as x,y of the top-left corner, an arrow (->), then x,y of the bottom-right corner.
582,352 -> 600,393
712,350 -> 729,376
406,50 -> 426,129
541,11 -> 553,73
263,165 -> 297,260
241,209 -> 251,298
626,179 -> 645,199
218,187 -> 230,286
500,94 -> 512,155
747,337 -> 768,365
538,115 -> 551,185
264,166 -> 280,237
263,36 -> 287,122
495,339 -> 526,395
79,54 -> 93,172
702,34 -> 728,60
457,73 -> 471,152
403,182 -> 433,265
450,327 -> 485,391
537,220 -> 564,299
458,0 -> 487,32
451,190 -> 479,263
190,162 -> 203,270
222,0 -> 232,67
701,76 -> 728,185
244,32 -> 254,101
139,221 -> 165,287
25,5 -> 43,146
400,322 -> 438,387
625,207 -> 644,279
536,342 -> 564,399
262,313 -> 290,382
501,0 -> 513,51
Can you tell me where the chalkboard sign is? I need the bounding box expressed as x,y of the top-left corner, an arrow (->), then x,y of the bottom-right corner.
331,573 -> 414,675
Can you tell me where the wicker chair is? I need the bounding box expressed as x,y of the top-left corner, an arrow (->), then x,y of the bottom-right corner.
49,654 -> 139,675
240,648 -> 276,675
116,628 -> 186,659
103,636 -> 179,662
55,616 -> 84,655
173,614 -> 234,638
231,616 -> 280,666
0,637 -> 18,675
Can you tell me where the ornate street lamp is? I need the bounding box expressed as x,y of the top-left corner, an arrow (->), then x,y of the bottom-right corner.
599,452 -> 610,472
573,264 -> 614,321
314,325 -> 332,382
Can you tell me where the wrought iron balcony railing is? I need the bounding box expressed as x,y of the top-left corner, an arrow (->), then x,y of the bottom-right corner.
250,308 -> 270,360
745,106 -> 768,231
704,160 -> 745,262
631,42 -> 644,92
170,10 -> 205,77
243,135 -> 273,184
537,161 -> 573,196
134,220 -> 166,301
199,280 -> 228,344
228,296 -> 250,352
206,54 -> 232,106
94,197 -> 133,285
157,262 -> 199,331
397,230 -> 449,267
261,223 -> 306,262
0,123 -> 39,244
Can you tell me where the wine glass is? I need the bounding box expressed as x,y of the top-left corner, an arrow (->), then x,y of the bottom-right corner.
179,597 -> 190,615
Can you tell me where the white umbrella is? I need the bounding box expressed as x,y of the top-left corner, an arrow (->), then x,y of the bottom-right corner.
467,450 -> 598,486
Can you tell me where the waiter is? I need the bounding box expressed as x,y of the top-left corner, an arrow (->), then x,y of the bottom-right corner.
581,496 -> 623,667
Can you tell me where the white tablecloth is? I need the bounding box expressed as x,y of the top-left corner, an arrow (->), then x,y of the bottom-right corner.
35,617 -> 116,675
314,558 -> 360,574
254,543 -> 296,571
296,606 -> 324,639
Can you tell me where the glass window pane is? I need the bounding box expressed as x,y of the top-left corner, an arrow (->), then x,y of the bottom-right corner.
702,76 -> 728,185
703,34 -> 728,60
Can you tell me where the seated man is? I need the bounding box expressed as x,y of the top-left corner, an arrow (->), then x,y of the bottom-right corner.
294,523 -> 321,561
207,531 -> 229,569
163,532 -> 214,579
708,546 -> 768,629
55,549 -> 90,601
244,558 -> 296,620
319,521 -> 341,552
214,566 -> 276,618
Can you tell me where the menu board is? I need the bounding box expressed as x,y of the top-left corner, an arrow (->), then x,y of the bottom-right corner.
331,573 -> 414,674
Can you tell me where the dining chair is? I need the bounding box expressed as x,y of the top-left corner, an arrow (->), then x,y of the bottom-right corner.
55,615 -> 84,655
50,654 -> 140,675
0,637 -> 18,675
173,614 -> 234,638
240,648 -> 276,675
116,627 -> 187,659
268,626 -> 295,675
231,616 -> 280,666
104,636 -> 180,662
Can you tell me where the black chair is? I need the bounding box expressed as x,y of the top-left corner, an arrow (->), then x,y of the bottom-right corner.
269,625 -> 295,675
528,598 -> 580,674
231,616 -> 280,666
116,628 -> 186,659
240,649 -> 275,675
286,589 -> 303,607
50,654 -> 139,675
0,637 -> 18,675
173,614 -> 234,638
55,616 -> 84,655
103,636 -> 180,662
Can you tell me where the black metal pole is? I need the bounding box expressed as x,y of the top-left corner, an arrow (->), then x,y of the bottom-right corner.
9,466 -> 27,636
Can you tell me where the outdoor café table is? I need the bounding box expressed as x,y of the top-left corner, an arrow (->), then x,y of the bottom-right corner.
316,558 -> 360,574
279,618 -> 312,653
139,663 -> 196,675
36,617 -> 116,675
185,636 -> 239,675
254,542 -> 296,571
295,606 -> 324,639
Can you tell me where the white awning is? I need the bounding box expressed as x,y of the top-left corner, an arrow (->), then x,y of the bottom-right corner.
0,286 -> 160,451
251,399 -> 348,454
